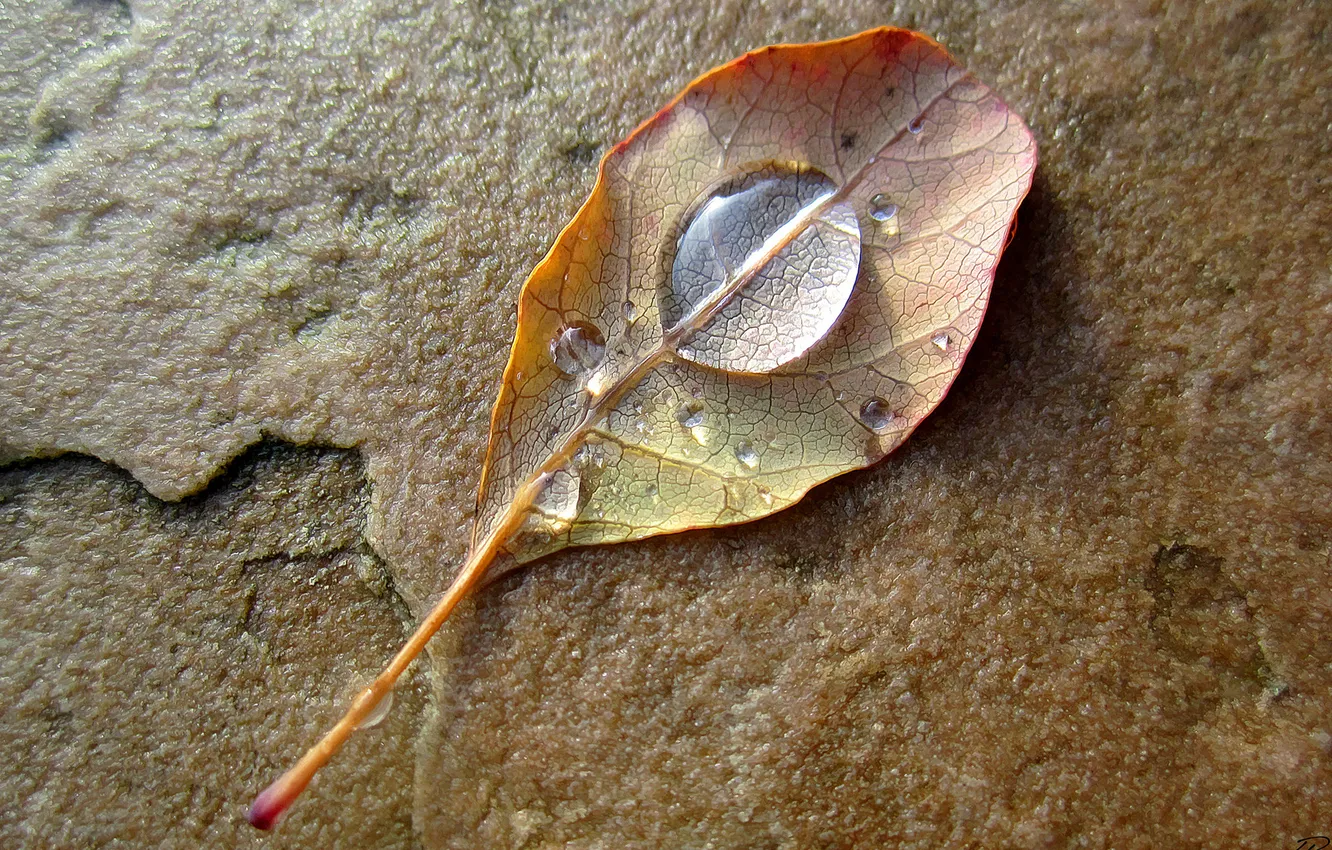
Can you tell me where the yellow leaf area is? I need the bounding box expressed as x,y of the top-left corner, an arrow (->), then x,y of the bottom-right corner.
474,27 -> 1037,566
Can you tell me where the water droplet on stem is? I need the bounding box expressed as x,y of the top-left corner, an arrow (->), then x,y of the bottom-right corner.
668,164 -> 862,373
356,689 -> 394,730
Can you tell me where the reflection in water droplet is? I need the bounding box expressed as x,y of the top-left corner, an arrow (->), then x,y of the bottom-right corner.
676,401 -> 705,428
356,689 -> 394,730
931,332 -> 951,352
859,398 -> 895,432
735,441 -> 759,470
623,301 -> 640,322
869,194 -> 899,222
550,322 -> 606,377
908,116 -> 924,134
669,164 -> 861,373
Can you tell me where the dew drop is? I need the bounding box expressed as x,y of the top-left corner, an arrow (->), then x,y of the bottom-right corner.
907,116 -> 924,134
756,485 -> 774,506
356,689 -> 394,730
869,194 -> 899,223
572,443 -> 605,471
534,469 -> 581,528
734,441 -> 760,470
643,483 -> 659,498
676,400 -> 705,428
669,164 -> 861,373
550,322 -> 606,377
931,332 -> 951,352
622,300 -> 640,323
859,397 -> 895,432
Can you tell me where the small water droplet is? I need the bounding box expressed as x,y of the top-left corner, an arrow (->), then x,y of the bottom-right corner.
572,443 -> 605,471
908,116 -> 924,134
813,372 -> 829,383
735,441 -> 759,470
931,332 -> 951,352
869,194 -> 899,222
643,483 -> 659,498
756,485 -> 774,506
356,689 -> 394,730
622,301 -> 639,322
534,469 -> 581,529
676,401 -> 705,428
859,397 -> 895,432
550,322 -> 606,377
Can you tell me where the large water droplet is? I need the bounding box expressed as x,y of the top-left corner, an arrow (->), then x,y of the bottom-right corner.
734,441 -> 760,470
356,689 -> 394,730
859,398 -> 895,432
676,400 -> 705,428
668,164 -> 861,373
550,322 -> 606,377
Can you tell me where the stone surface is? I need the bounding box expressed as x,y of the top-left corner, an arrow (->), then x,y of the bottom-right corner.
0,448 -> 427,848
2,1 -> 1330,848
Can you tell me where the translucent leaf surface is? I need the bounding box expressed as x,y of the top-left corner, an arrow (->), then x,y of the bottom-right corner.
248,27 -> 1037,827
474,27 -> 1038,565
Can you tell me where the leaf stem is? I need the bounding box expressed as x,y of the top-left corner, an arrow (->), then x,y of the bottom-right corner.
246,519 -> 513,829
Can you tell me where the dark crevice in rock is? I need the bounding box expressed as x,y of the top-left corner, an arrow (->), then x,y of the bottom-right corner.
1147,541 -> 1275,702
560,139 -> 601,167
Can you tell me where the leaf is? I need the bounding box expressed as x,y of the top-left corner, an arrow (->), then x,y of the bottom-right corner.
248,27 -> 1036,829
474,26 -> 1037,565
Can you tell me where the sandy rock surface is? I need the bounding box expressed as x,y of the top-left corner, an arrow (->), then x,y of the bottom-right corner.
2,1 -> 1329,847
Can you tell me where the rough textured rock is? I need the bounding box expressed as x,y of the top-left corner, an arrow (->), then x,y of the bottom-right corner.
0,449 -> 426,847
2,1 -> 1330,848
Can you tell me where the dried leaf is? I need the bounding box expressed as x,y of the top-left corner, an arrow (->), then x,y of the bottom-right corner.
475,27 -> 1037,564
249,27 -> 1036,828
